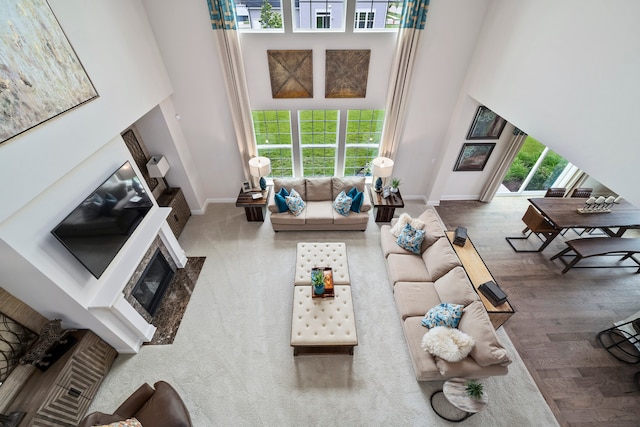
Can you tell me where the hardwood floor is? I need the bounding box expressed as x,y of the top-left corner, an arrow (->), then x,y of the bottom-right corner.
435,197 -> 640,427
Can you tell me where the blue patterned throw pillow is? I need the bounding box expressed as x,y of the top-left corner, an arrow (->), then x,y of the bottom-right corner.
421,303 -> 464,329
274,187 -> 289,213
333,190 -> 353,216
285,189 -> 306,216
396,223 -> 425,254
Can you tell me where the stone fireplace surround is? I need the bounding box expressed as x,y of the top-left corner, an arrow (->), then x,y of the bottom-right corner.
123,236 -> 177,324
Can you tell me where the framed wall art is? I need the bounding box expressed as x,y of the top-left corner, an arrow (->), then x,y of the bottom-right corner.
325,50 -> 370,98
466,106 -> 507,140
267,50 -> 313,98
0,0 -> 98,144
453,143 -> 496,171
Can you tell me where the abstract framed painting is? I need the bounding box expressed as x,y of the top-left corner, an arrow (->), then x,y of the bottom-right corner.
325,50 -> 370,98
453,143 -> 496,171
466,106 -> 507,140
0,0 -> 98,144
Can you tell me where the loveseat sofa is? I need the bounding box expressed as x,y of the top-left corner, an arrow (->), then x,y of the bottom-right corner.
381,209 -> 512,381
267,177 -> 371,231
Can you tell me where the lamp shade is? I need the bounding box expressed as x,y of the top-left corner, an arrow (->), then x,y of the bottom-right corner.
146,155 -> 170,178
248,157 -> 272,177
371,157 -> 394,178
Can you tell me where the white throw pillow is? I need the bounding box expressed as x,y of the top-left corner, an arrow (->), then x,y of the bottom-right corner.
421,326 -> 475,362
390,213 -> 425,238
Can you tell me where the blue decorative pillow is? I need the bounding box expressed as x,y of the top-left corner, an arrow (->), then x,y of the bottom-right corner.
396,223 -> 426,254
333,191 -> 353,216
350,190 -> 364,213
347,187 -> 359,199
285,189 -> 306,216
274,188 -> 289,213
421,303 -> 464,329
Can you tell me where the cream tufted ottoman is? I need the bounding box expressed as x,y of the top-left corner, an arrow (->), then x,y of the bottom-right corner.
290,285 -> 358,355
295,242 -> 350,285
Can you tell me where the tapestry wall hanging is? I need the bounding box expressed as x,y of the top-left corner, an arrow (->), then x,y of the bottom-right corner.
267,50 -> 313,98
0,0 -> 98,144
325,50 -> 370,98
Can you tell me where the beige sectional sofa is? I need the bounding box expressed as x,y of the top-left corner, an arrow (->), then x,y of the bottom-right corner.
381,209 -> 512,381
267,177 -> 371,231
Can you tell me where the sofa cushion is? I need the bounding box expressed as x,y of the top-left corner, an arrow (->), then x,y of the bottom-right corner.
433,266 -> 480,306
421,326 -> 475,362
306,177 -> 332,201
273,178 -> 306,200
402,317 -> 442,381
396,223 -> 426,255
269,211 -> 306,225
421,303 -> 464,329
417,209 -> 447,249
331,177 -> 365,199
390,213 -> 425,238
386,253 -> 432,284
333,190 -> 353,216
422,238 -> 461,281
457,301 -> 512,367
332,210 -> 368,225
305,201 -> 334,224
380,225 -> 417,258
394,282 -> 441,319
285,189 -> 306,216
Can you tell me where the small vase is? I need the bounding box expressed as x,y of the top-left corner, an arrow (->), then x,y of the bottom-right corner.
259,177 -> 267,191
314,284 -> 325,295
375,177 -> 383,192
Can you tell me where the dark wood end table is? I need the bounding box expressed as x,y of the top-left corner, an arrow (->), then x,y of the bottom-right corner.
236,187 -> 270,222
368,186 -> 404,222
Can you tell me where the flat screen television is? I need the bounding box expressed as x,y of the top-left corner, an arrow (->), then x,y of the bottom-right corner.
51,161 -> 153,278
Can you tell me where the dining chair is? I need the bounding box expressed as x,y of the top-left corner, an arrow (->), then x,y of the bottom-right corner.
544,187 -> 566,198
506,205 -> 561,252
570,187 -> 593,198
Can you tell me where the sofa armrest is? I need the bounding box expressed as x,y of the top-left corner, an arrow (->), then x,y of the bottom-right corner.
267,188 -> 279,213
360,187 -> 372,213
113,383 -> 155,418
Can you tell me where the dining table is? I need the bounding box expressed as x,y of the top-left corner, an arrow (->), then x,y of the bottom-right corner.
528,197 -> 640,237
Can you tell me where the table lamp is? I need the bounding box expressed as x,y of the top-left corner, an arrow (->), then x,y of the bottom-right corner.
371,157 -> 394,192
146,155 -> 171,188
249,156 -> 271,191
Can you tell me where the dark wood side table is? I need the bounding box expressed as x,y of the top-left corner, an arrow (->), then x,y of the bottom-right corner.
236,187 -> 270,222
157,187 -> 191,238
368,186 -> 404,222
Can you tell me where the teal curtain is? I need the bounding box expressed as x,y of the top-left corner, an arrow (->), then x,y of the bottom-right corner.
207,0 -> 237,30
401,0 -> 430,30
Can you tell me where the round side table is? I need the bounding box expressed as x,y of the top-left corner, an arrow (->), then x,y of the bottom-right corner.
430,378 -> 488,422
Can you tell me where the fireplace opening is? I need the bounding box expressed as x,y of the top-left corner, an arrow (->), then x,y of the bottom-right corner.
131,249 -> 175,317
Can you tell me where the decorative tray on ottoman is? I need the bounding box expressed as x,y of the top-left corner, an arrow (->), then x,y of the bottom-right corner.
311,267 -> 334,298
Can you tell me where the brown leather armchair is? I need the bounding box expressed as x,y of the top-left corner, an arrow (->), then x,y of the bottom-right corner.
79,381 -> 192,427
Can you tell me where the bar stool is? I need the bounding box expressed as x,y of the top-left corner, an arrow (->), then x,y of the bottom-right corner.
596,318 -> 640,364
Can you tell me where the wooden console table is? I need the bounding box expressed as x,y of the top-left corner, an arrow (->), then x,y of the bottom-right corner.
446,232 -> 515,329
7,330 -> 117,426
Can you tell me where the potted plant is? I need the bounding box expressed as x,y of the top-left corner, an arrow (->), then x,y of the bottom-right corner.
312,269 -> 325,295
465,379 -> 484,400
390,177 -> 402,193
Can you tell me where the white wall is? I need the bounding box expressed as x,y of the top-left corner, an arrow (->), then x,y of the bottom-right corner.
0,0 -> 176,352
431,0 -> 640,206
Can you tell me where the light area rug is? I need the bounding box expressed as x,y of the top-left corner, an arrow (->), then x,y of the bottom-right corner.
88,202 -> 559,426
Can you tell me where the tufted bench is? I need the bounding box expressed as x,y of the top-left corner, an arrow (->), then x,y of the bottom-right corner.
294,242 -> 350,285
290,285 -> 357,355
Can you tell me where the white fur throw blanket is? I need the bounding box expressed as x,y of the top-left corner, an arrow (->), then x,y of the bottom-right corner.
421,326 -> 475,362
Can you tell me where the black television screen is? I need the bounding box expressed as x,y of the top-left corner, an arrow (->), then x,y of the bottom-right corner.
52,161 -> 153,278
